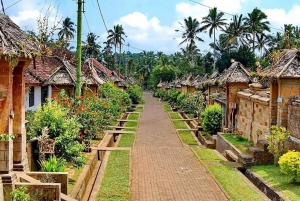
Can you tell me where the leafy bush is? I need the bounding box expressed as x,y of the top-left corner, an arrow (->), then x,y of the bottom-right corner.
267,126 -> 290,165
166,88 -> 180,105
28,100 -> 85,166
278,151 -> 300,183
155,89 -> 167,99
201,104 -> 222,135
176,93 -> 187,108
98,82 -> 132,112
180,92 -> 206,116
25,110 -> 36,141
40,155 -> 66,172
127,84 -> 143,104
10,186 -> 30,201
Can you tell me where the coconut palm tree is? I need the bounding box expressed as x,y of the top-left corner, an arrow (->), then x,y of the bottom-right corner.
254,33 -> 272,57
175,16 -> 204,48
82,33 -> 102,61
58,17 -> 76,41
243,8 -> 270,53
220,14 -> 247,49
201,7 -> 227,71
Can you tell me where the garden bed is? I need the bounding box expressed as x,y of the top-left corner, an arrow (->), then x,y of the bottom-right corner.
249,165 -> 300,201
222,134 -> 252,154
193,148 -> 266,201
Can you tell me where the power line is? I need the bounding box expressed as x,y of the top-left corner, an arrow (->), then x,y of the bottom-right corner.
96,0 -> 108,33
83,12 -> 92,33
4,0 -> 22,11
189,0 -> 283,32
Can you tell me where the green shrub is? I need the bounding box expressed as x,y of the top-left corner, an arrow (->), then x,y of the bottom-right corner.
40,155 -> 66,172
127,84 -> 143,104
267,126 -> 290,165
155,89 -> 167,99
167,88 -> 180,105
98,82 -> 132,112
201,104 -> 222,134
180,91 -> 205,116
10,186 -> 30,201
278,151 -> 300,183
176,93 -> 186,108
28,100 -> 85,166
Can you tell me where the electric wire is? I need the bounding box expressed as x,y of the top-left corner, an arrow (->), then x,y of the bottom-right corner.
4,0 -> 22,11
96,0 -> 108,33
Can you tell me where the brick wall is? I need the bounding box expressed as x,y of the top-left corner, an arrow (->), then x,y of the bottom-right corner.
236,91 -> 270,144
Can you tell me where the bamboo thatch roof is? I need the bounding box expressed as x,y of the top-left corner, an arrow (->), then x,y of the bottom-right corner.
218,62 -> 250,85
261,49 -> 300,79
0,14 -> 39,66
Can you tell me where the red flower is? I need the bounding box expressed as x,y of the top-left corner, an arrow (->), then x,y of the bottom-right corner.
51,94 -> 57,99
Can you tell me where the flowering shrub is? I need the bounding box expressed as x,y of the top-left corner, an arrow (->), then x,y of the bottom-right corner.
98,82 -> 132,112
180,91 -> 206,116
201,103 -> 222,135
267,126 -> 290,165
278,151 -> 300,183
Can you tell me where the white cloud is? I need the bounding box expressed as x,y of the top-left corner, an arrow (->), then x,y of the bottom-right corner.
263,5 -> 300,28
115,12 -> 179,53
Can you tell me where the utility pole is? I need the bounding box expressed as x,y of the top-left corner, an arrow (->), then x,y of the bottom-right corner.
76,0 -> 83,96
1,0 -> 5,14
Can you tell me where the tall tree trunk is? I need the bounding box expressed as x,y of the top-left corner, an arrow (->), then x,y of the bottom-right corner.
252,31 -> 255,53
213,28 -> 216,72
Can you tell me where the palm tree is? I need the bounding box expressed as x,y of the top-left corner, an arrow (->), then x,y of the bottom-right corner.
243,8 -> 270,53
220,14 -> 247,49
201,7 -> 227,71
255,33 -> 272,57
175,16 -> 204,47
82,33 -> 101,61
107,24 -> 127,73
180,44 -> 200,66
58,17 -> 76,41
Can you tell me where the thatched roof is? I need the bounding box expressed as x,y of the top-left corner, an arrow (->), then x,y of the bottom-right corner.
0,14 -> 38,65
261,49 -> 300,79
218,62 -> 250,85
181,74 -> 193,86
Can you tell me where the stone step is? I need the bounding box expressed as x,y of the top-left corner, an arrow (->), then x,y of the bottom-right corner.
204,140 -> 215,149
238,154 -> 254,168
225,150 -> 238,162
247,146 -> 264,156
256,140 -> 269,152
211,135 -> 217,144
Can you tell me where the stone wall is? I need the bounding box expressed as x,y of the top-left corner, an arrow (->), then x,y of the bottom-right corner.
287,100 -> 300,150
236,91 -> 270,144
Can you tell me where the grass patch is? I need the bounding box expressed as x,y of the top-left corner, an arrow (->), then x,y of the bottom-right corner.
193,148 -> 225,162
209,165 -> 264,201
96,151 -> 131,201
169,112 -> 181,119
178,130 -> 198,145
136,106 -> 144,112
193,148 -> 264,201
201,131 -> 212,140
164,104 -> 172,112
67,163 -> 85,194
251,165 -> 300,201
128,113 -> 139,120
118,134 -> 135,147
222,134 -> 252,154
172,120 -> 188,129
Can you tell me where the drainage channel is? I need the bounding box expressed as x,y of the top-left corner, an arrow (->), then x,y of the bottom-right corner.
82,109 -> 136,201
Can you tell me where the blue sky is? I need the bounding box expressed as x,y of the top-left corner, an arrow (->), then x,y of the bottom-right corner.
3,0 -> 300,54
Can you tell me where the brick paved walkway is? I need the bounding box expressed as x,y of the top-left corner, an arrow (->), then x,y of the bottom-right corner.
131,93 -> 228,201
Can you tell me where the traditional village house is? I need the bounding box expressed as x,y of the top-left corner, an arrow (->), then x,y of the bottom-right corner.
0,15 -> 94,200
0,13 -> 37,198
180,74 -> 194,93
25,50 -> 104,110
217,61 -> 251,131
86,58 -> 126,89
0,12 -> 38,177
260,49 -> 300,150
